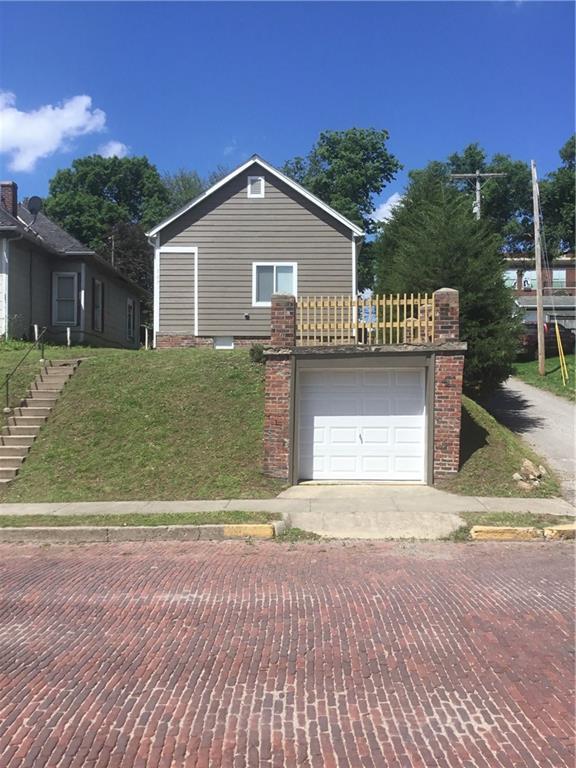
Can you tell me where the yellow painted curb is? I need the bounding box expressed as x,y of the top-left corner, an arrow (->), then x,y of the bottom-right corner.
543,524 -> 576,540
223,524 -> 275,539
470,526 -> 542,541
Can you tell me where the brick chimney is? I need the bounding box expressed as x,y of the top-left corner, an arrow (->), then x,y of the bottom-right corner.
0,182 -> 18,217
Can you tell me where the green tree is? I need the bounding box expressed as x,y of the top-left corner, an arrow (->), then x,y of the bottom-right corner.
45,155 -> 170,251
283,128 -> 401,233
163,165 -> 229,214
541,135 -> 575,253
108,221 -> 153,295
45,155 -> 170,294
375,165 -> 521,394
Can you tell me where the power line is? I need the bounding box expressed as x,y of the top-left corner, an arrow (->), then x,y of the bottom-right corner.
449,170 -> 507,219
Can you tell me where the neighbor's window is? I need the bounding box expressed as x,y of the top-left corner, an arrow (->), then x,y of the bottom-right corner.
52,272 -> 78,325
93,279 -> 104,332
552,269 -> 567,288
247,176 -> 265,198
126,298 -> 136,341
522,270 -> 537,290
252,263 -> 297,306
503,269 -> 518,289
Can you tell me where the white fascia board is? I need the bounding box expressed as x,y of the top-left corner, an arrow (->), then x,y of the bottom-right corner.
146,155 -> 365,238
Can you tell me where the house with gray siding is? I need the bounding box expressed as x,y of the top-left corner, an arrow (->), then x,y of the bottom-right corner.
147,155 -> 364,349
0,182 -> 145,348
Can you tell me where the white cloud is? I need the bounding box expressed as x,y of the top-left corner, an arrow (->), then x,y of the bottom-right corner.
223,139 -> 237,157
98,140 -> 129,159
0,91 -> 106,172
374,192 -> 403,222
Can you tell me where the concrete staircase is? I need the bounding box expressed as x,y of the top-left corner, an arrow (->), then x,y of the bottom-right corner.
0,359 -> 82,484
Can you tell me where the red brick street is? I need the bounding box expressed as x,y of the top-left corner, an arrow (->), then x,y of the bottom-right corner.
0,540 -> 574,767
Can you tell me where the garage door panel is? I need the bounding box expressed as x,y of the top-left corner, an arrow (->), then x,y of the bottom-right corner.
298,366 -> 426,482
329,427 -> 357,444
362,427 -> 390,444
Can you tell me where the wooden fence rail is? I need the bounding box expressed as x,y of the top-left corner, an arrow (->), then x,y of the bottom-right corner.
296,294 -> 435,346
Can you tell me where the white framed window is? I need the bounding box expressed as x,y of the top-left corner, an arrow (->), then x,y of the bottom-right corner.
247,176 -> 265,198
93,279 -> 104,332
552,269 -> 567,288
126,298 -> 136,341
503,269 -> 517,288
213,336 -> 234,350
52,272 -> 78,326
252,262 -> 298,307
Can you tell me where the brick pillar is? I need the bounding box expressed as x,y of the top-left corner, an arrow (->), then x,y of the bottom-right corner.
433,288 -> 465,481
270,294 -> 296,347
0,182 -> 17,217
434,287 -> 459,341
263,355 -> 292,479
263,296 -> 296,480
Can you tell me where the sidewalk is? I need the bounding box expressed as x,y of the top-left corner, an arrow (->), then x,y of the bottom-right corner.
1,486 -> 573,540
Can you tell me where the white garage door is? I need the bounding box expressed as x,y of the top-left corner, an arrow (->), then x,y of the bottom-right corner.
298,367 -> 426,482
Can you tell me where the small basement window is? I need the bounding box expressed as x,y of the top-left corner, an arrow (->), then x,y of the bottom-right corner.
247,176 -> 265,198
213,336 -> 234,350
52,272 -> 78,326
252,262 -> 297,307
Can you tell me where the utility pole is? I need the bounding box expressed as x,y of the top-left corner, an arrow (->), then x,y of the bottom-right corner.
531,160 -> 546,376
449,170 -> 507,219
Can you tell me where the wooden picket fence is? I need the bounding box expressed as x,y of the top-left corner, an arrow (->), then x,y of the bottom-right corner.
296,294 -> 435,346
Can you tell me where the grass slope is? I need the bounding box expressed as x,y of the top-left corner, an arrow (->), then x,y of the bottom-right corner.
513,354 -> 575,401
439,395 -> 560,498
0,348 -> 284,502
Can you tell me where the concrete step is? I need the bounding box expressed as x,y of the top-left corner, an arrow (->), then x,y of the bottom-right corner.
0,430 -> 37,444
0,467 -> 18,480
0,445 -> 30,458
13,407 -> 52,418
40,373 -> 72,383
7,415 -> 47,428
30,383 -> 65,393
23,397 -> 57,408
0,457 -> 25,469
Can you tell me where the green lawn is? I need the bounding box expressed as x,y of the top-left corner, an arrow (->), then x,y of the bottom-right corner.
513,354 -> 575,401
0,510 -> 279,527
0,347 -> 284,502
445,511 -> 574,541
439,395 -> 561,498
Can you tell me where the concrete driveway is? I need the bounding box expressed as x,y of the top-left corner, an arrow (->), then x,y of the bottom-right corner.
483,377 -> 576,505
278,484 -> 574,539
0,540 -> 573,767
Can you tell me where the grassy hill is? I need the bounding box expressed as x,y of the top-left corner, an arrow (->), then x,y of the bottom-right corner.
0,347 -> 284,502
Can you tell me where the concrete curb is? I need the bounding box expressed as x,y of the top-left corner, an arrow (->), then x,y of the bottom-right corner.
471,524 -> 576,542
0,521 -> 286,545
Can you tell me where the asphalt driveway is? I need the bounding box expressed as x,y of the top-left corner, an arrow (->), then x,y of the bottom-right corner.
0,540 -> 574,767
483,377 -> 576,504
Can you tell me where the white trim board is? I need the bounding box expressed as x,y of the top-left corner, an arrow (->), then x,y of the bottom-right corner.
252,261 -> 298,307
146,155 -> 364,238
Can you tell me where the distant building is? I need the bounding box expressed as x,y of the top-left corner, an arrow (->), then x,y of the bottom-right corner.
503,253 -> 576,333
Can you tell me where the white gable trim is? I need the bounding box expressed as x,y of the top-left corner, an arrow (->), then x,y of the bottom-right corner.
146,155 -> 365,238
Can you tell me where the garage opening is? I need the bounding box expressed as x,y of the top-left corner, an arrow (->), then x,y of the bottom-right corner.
297,367 -> 426,482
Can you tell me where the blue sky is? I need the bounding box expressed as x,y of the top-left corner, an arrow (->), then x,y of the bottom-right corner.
0,1 -> 574,217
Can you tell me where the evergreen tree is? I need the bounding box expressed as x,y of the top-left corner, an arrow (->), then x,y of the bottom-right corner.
375,165 -> 521,394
